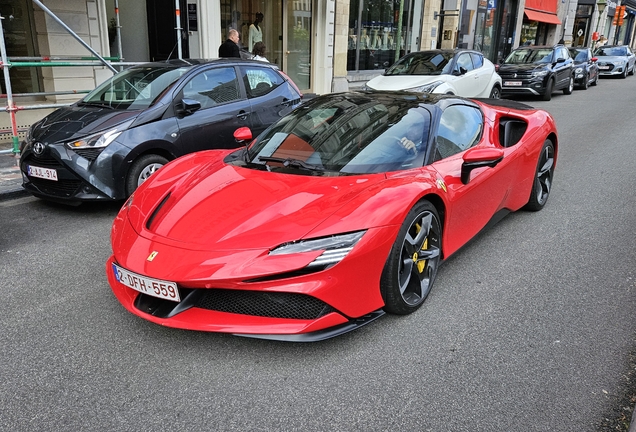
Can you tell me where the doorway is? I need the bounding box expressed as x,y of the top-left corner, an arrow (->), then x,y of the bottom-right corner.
146,0 -> 190,61
220,0 -> 313,92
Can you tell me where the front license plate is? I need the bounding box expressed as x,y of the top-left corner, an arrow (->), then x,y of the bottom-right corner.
598,66 -> 610,70
27,165 -> 58,181
504,81 -> 522,86
112,263 -> 181,302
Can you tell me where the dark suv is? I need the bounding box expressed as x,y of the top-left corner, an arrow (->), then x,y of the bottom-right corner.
498,44 -> 575,101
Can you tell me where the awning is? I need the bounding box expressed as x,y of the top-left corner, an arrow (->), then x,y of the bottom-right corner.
524,9 -> 562,25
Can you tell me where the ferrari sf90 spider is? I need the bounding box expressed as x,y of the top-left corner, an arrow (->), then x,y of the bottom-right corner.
107,91 -> 557,341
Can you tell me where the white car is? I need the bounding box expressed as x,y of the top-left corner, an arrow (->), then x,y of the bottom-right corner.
365,49 -> 502,98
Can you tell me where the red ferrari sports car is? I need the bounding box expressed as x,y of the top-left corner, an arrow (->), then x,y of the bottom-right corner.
107,91 -> 557,341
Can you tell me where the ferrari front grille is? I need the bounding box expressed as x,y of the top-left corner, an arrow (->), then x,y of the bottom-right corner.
195,289 -> 335,320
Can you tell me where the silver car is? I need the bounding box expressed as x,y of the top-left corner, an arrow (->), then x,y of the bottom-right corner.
593,45 -> 636,78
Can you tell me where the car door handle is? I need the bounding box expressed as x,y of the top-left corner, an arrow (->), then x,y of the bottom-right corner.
237,111 -> 249,120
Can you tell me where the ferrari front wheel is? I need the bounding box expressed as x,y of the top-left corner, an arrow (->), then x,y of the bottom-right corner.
380,201 -> 442,315
524,139 -> 555,211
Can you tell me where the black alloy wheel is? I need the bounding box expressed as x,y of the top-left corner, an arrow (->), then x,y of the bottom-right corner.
581,73 -> 589,90
126,154 -> 169,196
542,78 -> 554,101
380,201 -> 442,315
563,75 -> 574,94
489,85 -> 501,99
524,138 -> 555,211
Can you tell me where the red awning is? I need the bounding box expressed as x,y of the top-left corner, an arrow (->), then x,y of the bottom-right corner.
524,9 -> 561,25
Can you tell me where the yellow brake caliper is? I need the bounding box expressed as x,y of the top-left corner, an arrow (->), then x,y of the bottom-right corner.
412,222 -> 428,273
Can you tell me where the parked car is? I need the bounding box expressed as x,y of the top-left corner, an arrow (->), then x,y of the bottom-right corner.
364,49 -> 502,98
568,47 -> 599,89
20,59 -> 303,203
498,44 -> 574,101
107,91 -> 558,341
593,45 -> 636,78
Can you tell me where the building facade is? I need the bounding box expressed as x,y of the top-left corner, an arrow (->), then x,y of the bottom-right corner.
2,0 -> 636,137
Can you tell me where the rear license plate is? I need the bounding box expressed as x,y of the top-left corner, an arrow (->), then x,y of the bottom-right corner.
504,81 -> 522,86
27,165 -> 58,181
112,263 -> 181,302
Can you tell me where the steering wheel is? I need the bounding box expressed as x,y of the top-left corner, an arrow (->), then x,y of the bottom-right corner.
388,135 -> 417,156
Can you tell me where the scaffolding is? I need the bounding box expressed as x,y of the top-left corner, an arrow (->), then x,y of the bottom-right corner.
0,0 -> 130,156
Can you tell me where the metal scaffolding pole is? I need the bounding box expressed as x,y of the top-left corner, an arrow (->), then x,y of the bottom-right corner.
0,14 -> 19,155
175,0 -> 183,59
32,0 -> 117,73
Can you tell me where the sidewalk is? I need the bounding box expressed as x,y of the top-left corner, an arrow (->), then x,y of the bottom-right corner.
0,141 -> 27,201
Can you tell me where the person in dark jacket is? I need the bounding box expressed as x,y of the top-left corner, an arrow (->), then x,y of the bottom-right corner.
218,29 -> 240,58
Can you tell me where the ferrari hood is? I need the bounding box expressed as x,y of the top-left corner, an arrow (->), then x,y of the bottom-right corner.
366,74 -> 447,91
133,160 -> 384,251
29,105 -> 141,145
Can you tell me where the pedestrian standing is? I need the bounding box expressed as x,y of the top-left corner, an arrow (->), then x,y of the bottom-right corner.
252,42 -> 268,62
219,29 -> 241,58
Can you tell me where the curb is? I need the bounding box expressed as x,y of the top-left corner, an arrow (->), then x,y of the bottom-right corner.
0,187 -> 29,202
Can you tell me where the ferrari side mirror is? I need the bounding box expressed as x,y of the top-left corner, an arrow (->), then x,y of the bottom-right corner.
461,147 -> 504,184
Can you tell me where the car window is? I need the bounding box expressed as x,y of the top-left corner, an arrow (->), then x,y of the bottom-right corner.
385,52 -> 454,75
505,48 -> 554,64
596,46 -> 628,56
558,47 -> 570,60
245,95 -> 432,175
569,49 -> 588,62
435,105 -> 483,160
239,65 -> 284,98
82,66 -> 189,110
456,53 -> 475,73
470,53 -> 484,68
182,67 -> 240,109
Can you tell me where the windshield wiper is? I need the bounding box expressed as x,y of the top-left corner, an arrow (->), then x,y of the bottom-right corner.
77,101 -> 115,109
258,156 -> 324,172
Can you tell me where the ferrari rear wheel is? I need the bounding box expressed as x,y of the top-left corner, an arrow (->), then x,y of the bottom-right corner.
381,201 -> 442,315
524,139 -> 555,211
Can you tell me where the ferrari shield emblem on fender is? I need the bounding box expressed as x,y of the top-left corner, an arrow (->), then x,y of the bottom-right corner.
147,251 -> 159,261
436,179 -> 447,193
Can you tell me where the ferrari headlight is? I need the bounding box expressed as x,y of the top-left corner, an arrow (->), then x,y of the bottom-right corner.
67,126 -> 124,149
269,231 -> 366,268
575,67 -> 583,73
532,70 -> 548,77
406,81 -> 443,93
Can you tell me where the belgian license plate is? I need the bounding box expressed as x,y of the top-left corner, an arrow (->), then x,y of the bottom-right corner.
504,81 -> 522,86
598,66 -> 610,70
112,263 -> 181,302
27,165 -> 58,181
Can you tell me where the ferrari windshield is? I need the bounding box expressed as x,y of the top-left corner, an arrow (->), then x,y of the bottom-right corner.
244,94 -> 431,175
384,52 -> 454,76
505,48 -> 554,64
81,65 -> 189,110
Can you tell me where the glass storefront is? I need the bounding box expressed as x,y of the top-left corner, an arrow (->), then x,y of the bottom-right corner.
460,0 -> 517,63
572,5 -> 593,47
347,0 -> 420,71
0,0 -> 41,94
220,0 -> 313,91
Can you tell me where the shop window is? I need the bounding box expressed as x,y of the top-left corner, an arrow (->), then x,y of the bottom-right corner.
347,0 -> 419,72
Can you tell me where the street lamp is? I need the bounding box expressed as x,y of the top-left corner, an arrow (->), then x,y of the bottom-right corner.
593,0 -> 607,50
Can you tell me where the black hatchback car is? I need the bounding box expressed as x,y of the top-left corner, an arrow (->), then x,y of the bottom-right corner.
20,59 -> 302,203
568,47 -> 599,89
498,44 -> 574,101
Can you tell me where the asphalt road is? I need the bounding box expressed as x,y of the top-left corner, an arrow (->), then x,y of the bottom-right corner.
1,75 -> 635,432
